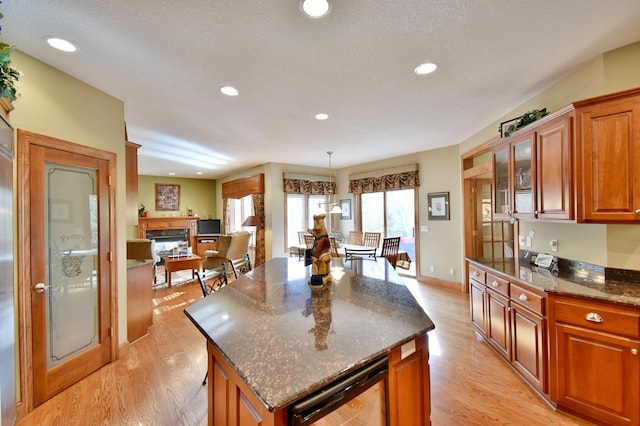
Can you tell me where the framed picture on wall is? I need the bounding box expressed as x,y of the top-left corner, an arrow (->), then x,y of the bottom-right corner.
340,199 -> 351,220
428,192 -> 449,220
155,183 -> 180,211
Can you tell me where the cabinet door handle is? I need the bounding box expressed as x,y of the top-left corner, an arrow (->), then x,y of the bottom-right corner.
491,280 -> 499,287
518,293 -> 529,302
585,312 -> 604,323
473,271 -> 479,277
635,209 -> 640,214
632,348 -> 638,356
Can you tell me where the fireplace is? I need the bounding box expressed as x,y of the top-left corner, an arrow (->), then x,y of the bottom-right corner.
145,229 -> 189,265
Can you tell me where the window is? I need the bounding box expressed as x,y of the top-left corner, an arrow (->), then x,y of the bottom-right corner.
227,195 -> 254,241
285,193 -> 328,249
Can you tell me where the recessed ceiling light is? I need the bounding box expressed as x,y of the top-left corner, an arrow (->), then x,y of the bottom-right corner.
196,171 -> 203,175
45,37 -> 77,52
414,62 -> 437,75
300,0 -> 331,18
169,172 -> 176,176
220,86 -> 239,96
315,113 -> 329,120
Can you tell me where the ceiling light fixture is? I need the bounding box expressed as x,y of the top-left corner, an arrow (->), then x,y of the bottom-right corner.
414,62 -> 437,75
220,86 -> 239,96
317,151 -> 342,214
46,37 -> 77,52
300,0 -> 331,18
315,113 -> 329,120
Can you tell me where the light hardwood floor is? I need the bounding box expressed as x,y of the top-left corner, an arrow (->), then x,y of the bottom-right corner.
17,273 -> 594,425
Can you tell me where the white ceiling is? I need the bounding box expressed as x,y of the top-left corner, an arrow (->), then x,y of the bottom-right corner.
2,1 -> 640,179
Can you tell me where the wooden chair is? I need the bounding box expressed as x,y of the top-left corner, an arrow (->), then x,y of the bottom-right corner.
363,232 -> 381,248
347,231 -> 363,245
304,233 -> 316,249
380,236 -> 401,268
329,236 -> 339,257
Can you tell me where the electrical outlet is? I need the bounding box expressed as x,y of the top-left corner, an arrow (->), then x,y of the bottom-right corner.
550,239 -> 558,252
449,267 -> 455,276
429,265 -> 435,273
525,236 -> 532,247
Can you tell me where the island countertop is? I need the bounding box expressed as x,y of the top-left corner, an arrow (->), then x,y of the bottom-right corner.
184,257 -> 435,412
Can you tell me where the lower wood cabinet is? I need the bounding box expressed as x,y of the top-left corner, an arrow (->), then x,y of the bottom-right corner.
467,262 -> 548,396
550,294 -> 640,425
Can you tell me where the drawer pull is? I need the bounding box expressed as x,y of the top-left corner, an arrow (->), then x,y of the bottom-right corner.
491,280 -> 499,287
473,271 -> 479,277
635,209 -> 640,214
518,294 -> 529,302
585,312 -> 604,323
632,349 -> 638,356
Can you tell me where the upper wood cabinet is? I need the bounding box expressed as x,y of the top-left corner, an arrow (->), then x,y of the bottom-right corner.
575,88 -> 640,223
492,106 -> 575,222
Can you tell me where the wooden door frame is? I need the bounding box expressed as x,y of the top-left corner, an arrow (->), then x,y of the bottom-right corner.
16,130 -> 118,417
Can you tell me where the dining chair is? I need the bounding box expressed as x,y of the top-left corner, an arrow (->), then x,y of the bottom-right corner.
329,236 -> 339,257
195,263 -> 228,385
363,232 -> 381,248
380,236 -> 401,269
304,233 -> 316,249
298,231 -> 307,245
347,231 -> 363,245
230,253 -> 252,279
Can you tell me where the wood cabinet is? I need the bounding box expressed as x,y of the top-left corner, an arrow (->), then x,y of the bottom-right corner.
126,261 -> 153,342
387,334 -> 431,426
195,235 -> 219,257
467,262 -> 549,396
575,88 -> 640,222
206,335 -> 430,426
550,294 -> 640,425
491,107 -> 574,221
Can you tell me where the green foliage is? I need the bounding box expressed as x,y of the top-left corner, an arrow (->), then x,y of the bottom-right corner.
500,108 -> 548,138
0,43 -> 20,101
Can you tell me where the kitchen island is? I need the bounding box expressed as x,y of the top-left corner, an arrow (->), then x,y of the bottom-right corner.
184,257 -> 435,426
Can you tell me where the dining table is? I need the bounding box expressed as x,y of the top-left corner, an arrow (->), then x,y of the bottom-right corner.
340,243 -> 412,269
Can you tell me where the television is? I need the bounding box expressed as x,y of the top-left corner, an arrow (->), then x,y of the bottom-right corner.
197,219 -> 221,235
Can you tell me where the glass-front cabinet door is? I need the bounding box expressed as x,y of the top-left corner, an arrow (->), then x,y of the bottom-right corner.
512,134 -> 535,217
492,143 -> 510,219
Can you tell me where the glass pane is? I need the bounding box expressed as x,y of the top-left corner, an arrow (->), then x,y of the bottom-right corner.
361,192 -> 384,233
482,223 -> 492,240
513,139 -> 533,213
287,194 -> 306,247
494,148 -> 509,215
45,164 -> 98,368
492,223 -> 503,239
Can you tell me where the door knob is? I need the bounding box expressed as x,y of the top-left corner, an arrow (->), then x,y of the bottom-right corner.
34,282 -> 54,293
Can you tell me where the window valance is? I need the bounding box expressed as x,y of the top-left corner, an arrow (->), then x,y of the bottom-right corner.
283,178 -> 336,195
348,170 -> 419,194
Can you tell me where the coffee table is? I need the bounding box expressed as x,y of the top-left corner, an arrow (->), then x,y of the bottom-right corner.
163,254 -> 202,288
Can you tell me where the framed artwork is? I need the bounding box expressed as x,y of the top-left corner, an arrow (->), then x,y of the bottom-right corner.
340,199 -> 351,220
428,192 -> 449,220
155,183 -> 180,211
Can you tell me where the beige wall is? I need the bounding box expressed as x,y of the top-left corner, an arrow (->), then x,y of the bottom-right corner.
137,175 -> 217,221
10,51 -> 130,343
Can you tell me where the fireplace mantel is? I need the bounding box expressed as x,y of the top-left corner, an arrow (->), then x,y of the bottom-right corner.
137,217 -> 197,249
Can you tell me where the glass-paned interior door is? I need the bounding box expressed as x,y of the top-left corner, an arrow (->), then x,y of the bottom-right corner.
45,163 -> 99,368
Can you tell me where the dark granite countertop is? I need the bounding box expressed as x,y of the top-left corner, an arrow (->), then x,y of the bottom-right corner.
467,257 -> 640,307
184,257 -> 435,411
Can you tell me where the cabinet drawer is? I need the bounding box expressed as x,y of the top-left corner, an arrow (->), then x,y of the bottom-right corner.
553,297 -> 640,337
486,273 -> 509,297
469,264 -> 486,284
510,282 -> 545,316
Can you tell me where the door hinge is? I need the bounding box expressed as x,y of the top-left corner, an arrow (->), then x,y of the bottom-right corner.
108,175 -> 112,186
109,327 -> 114,337
109,252 -> 113,262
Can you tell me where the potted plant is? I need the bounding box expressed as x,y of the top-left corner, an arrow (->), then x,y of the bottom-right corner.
0,3 -> 21,104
